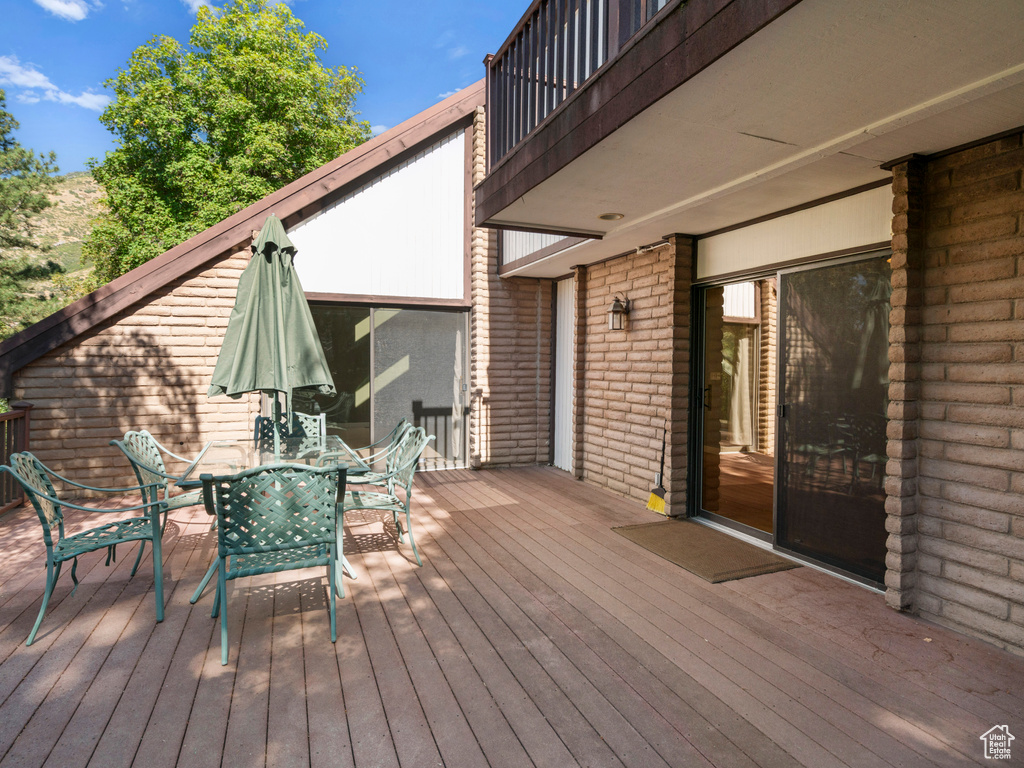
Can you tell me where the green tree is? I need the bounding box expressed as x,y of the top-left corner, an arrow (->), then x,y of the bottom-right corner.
0,89 -> 61,342
85,0 -> 371,282
0,89 -> 58,250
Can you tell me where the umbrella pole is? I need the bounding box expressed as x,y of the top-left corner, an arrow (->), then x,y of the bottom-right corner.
273,392 -> 282,459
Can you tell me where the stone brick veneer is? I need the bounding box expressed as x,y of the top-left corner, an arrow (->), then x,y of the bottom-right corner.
905,132 -> 1024,653
12,250 -> 259,490
470,107 -> 552,467
573,237 -> 693,513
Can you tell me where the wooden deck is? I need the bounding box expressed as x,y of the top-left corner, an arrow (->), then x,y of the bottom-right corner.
1,465 -> 1021,767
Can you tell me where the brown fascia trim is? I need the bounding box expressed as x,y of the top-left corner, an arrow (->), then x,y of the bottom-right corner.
497,235 -> 590,276
474,0 -> 806,226
0,81 -> 486,395
306,293 -> 470,311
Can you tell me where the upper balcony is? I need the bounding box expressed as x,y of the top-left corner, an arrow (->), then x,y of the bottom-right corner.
478,0 -> 1024,278
486,0 -> 671,169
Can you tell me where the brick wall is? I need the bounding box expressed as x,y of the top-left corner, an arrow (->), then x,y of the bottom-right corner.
577,242 -> 689,507
910,131 -> 1024,653
469,107 -> 552,467
12,250 -> 259,489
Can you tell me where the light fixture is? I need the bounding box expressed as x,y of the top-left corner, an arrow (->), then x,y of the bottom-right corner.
608,296 -> 630,331
598,212 -> 624,221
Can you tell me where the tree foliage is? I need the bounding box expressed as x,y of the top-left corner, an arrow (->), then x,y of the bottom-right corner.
85,0 -> 371,282
0,88 -> 63,341
0,89 -> 59,251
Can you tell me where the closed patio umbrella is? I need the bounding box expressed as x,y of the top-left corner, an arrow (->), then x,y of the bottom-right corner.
208,214 -> 335,438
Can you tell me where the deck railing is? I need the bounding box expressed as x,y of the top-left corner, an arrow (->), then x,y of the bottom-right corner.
0,402 -> 33,514
486,0 -> 673,167
412,400 -> 470,470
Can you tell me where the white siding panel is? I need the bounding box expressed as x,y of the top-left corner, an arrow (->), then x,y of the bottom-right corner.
698,186 -> 893,280
290,132 -> 465,300
502,231 -> 566,266
554,278 -> 575,472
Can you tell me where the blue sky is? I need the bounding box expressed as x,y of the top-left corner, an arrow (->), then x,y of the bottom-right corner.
1,0 -> 526,174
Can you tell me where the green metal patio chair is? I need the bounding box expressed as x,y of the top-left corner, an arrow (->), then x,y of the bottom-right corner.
342,427 -> 433,573
111,430 -> 203,529
200,462 -> 347,665
1,452 -> 166,645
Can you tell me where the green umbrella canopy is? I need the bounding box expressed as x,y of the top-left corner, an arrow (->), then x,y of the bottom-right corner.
208,214 -> 336,411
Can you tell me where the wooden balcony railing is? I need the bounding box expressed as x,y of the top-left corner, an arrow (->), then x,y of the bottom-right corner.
486,0 -> 673,167
0,402 -> 33,514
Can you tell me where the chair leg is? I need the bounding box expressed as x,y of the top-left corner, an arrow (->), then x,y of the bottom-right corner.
335,545 -> 346,599
328,544 -> 337,643
151,526 -> 164,624
27,560 -> 61,646
211,567 -> 221,618
130,540 -> 146,578
192,560 -> 219,604
218,560 -> 229,665
404,508 -> 422,567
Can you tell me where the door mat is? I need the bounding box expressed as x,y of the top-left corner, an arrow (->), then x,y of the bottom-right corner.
613,519 -> 800,583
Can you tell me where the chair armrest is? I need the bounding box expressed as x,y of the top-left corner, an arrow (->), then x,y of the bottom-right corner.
148,435 -> 191,464
35,456 -> 171,494
109,441 -> 183,483
0,467 -> 165,514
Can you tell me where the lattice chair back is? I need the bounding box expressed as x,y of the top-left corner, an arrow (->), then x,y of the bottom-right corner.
291,411 -> 325,440
392,427 -> 434,493
7,452 -> 63,542
118,430 -> 168,506
378,419 -> 415,474
290,411 -> 326,456
201,463 -> 347,664
254,414 -> 289,452
208,467 -> 337,563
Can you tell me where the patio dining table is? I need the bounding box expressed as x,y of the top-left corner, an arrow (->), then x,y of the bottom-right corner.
177,434 -> 363,601
176,435 -> 354,489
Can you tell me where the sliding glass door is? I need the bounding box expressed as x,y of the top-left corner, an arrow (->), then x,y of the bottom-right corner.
776,256 -> 890,583
303,305 -> 470,469
697,253 -> 891,584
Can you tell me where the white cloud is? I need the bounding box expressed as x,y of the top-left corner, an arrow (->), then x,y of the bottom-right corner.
370,125 -> 388,136
49,90 -> 109,110
437,90 -> 457,100
448,45 -> 469,60
0,56 -> 56,90
0,55 -> 110,112
33,0 -> 98,22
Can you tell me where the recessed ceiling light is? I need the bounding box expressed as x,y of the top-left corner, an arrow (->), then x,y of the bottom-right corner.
598,212 -> 624,221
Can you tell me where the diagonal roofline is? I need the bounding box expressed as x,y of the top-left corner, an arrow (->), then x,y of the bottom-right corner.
0,81 -> 485,395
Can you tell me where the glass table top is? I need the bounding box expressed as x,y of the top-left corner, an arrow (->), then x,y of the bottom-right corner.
178,435 -> 350,488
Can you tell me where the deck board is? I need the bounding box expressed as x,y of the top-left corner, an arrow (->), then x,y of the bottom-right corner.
490,472 -> 971,764
0,466 -> 1020,768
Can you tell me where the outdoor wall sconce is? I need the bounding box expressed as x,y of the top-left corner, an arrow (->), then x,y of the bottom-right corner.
608,296 -> 630,331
